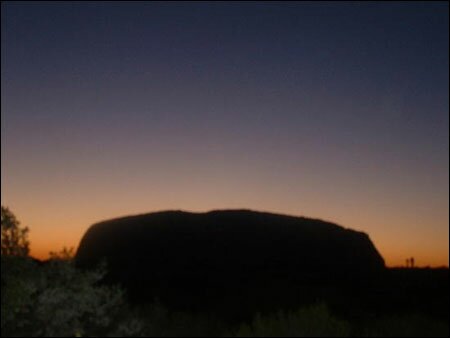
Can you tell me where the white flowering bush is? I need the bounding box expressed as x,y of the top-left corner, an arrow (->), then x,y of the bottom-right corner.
2,250 -> 145,337
1,207 -> 143,337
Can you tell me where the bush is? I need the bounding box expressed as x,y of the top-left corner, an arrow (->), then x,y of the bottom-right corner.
361,314 -> 449,337
1,250 -> 143,337
1,208 -> 143,337
135,301 -> 227,337
235,303 -> 350,337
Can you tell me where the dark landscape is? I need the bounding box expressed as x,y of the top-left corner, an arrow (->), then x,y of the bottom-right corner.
1,207 -> 449,336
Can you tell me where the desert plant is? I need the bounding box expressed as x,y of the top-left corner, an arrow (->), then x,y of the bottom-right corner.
235,303 -> 350,337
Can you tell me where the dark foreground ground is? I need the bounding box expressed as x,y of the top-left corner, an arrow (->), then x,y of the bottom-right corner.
1,255 -> 448,337
126,267 -> 449,337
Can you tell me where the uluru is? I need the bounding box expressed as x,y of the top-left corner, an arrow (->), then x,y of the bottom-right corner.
75,209 -> 385,318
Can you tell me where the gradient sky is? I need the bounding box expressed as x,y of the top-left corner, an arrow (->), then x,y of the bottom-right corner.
2,2 -> 449,266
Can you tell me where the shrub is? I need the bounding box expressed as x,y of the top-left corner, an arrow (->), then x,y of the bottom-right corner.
362,314 -> 449,337
235,303 -> 350,337
1,250 -> 143,337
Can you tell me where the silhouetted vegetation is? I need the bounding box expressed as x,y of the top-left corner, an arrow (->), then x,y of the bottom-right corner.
1,207 -> 448,336
1,206 -> 29,257
1,207 -> 141,337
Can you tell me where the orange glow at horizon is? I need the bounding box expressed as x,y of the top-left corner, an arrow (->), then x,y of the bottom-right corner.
6,196 -> 447,268
2,145 -> 448,268
28,231 -> 450,268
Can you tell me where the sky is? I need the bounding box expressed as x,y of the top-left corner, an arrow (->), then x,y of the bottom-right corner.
1,2 -> 448,267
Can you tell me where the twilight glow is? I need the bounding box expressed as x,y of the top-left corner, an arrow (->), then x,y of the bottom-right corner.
1,2 -> 448,267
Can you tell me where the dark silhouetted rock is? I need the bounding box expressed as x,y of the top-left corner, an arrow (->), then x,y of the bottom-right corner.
75,209 -> 385,318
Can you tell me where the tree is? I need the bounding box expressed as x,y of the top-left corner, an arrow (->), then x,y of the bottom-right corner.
1,206 -> 33,332
1,206 -> 29,257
